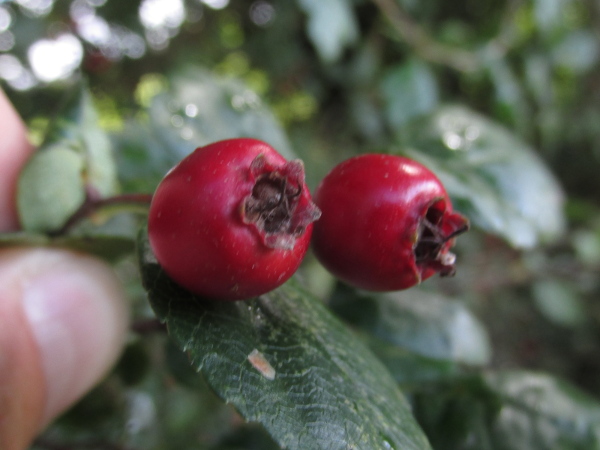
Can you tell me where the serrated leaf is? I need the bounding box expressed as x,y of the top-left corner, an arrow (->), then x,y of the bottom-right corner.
401,105 -> 566,248
137,229 -> 432,450
331,287 -> 491,366
296,0 -> 359,62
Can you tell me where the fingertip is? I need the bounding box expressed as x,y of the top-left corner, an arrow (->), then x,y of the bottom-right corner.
22,250 -> 130,425
0,248 -> 129,447
0,269 -> 46,450
0,89 -> 34,232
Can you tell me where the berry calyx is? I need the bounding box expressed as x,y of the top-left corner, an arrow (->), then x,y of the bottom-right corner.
241,156 -> 321,250
413,198 -> 469,278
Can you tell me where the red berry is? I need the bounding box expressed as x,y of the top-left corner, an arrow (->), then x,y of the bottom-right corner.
148,138 -> 321,301
312,154 -> 468,291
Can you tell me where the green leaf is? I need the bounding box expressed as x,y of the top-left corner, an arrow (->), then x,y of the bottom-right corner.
532,280 -> 586,327
380,59 -> 439,128
43,85 -> 118,198
296,0 -> 359,63
533,0 -> 565,33
572,228 -> 600,266
413,370 -> 600,450
485,370 -> 600,449
17,146 -> 86,233
17,84 -> 118,233
152,68 -> 294,159
115,69 -> 295,193
413,374 -> 503,450
552,30 -> 600,74
137,229 -> 432,450
401,105 -> 566,248
486,58 -> 530,131
113,121 -> 177,194
524,54 -> 554,107
366,336 -> 462,388
330,287 -> 491,366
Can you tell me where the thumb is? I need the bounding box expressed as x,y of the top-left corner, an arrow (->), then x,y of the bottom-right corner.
0,247 -> 129,450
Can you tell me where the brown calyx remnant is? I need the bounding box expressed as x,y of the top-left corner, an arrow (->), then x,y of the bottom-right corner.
414,199 -> 469,277
242,156 -> 321,250
244,173 -> 301,234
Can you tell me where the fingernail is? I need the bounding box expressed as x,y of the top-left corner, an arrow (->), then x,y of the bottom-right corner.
22,254 -> 128,425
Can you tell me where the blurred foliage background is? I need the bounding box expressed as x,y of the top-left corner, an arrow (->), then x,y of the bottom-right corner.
3,0 -> 600,448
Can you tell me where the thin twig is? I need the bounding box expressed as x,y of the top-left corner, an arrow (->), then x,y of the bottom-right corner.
50,192 -> 153,237
371,0 -> 480,73
484,0 -> 526,60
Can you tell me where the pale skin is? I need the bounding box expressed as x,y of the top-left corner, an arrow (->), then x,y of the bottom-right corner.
0,89 -> 128,450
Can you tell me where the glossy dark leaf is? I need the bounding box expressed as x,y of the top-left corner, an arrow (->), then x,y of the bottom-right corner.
138,229 -> 432,450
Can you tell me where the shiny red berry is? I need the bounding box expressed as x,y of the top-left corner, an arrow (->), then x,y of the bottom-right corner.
148,138 -> 321,301
312,154 -> 468,291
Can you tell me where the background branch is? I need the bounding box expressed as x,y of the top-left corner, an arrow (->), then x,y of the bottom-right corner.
371,0 -> 481,73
